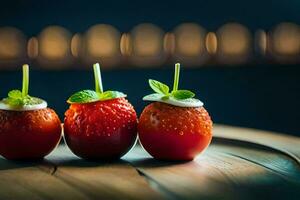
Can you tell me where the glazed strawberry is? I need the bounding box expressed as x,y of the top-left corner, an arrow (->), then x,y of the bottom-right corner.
0,64 -> 62,160
138,63 -> 213,161
0,109 -> 62,160
64,63 -> 137,159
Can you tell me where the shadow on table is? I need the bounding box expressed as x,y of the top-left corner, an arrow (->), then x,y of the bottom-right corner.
0,157 -> 49,171
127,157 -> 191,168
49,157 -> 130,168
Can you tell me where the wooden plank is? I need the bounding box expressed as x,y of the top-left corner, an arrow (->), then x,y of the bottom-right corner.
46,145 -> 165,200
212,140 -> 300,182
0,158 -> 90,199
0,124 -> 299,200
126,142 -> 300,200
213,125 -> 300,163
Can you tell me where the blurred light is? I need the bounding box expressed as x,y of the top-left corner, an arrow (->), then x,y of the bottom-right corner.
38,26 -> 72,60
27,37 -> 39,59
254,30 -> 267,55
71,33 -> 81,58
82,24 -> 121,68
163,32 -> 175,55
217,23 -> 251,64
205,32 -> 218,55
131,23 -> 164,56
130,23 -> 165,67
120,33 -> 132,56
85,24 -> 120,58
271,23 -> 300,56
0,27 -> 26,60
174,23 -> 206,56
173,23 -> 209,66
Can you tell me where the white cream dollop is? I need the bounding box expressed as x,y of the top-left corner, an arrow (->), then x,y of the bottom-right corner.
143,93 -> 203,107
0,100 -> 48,111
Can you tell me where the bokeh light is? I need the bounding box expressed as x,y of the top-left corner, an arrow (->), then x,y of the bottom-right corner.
254,30 -> 267,56
27,37 -> 39,59
163,32 -> 175,55
0,27 -> 26,61
269,22 -> 300,62
120,33 -> 132,56
205,32 -> 218,55
71,33 -> 82,58
173,23 -> 209,66
129,23 -> 165,67
38,26 -> 72,61
217,23 -> 252,64
82,24 -> 121,68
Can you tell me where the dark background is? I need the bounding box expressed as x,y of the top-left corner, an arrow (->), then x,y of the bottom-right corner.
0,0 -> 299,136
0,0 -> 299,33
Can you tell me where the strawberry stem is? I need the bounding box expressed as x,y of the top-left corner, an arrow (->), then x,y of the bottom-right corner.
22,64 -> 29,97
93,63 -> 103,93
173,63 -> 180,92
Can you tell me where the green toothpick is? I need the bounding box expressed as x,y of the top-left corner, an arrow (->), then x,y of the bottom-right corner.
22,64 -> 29,97
93,63 -> 103,93
172,63 -> 180,92
67,63 -> 126,104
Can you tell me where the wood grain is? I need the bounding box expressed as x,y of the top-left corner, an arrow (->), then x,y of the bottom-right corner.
0,125 -> 299,200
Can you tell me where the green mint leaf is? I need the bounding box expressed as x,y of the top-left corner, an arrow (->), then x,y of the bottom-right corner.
149,79 -> 169,95
172,90 -> 195,100
67,90 -> 100,104
3,90 -> 44,107
8,90 -> 23,99
99,91 -> 127,100
67,90 -> 127,104
3,97 -> 23,106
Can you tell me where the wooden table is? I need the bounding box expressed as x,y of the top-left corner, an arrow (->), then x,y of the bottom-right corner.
1,125 -> 300,200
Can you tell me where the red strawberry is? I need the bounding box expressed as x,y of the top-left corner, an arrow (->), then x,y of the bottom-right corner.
0,64 -> 62,160
138,102 -> 212,161
138,63 -> 213,161
0,108 -> 62,160
64,98 -> 137,159
64,63 -> 137,159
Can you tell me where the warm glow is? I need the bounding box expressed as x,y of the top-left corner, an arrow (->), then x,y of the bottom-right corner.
272,23 -> 300,55
0,27 -> 26,59
27,37 -> 39,58
131,23 -> 164,56
163,33 -> 175,54
120,33 -> 132,56
86,24 -> 120,58
174,23 -> 206,56
205,32 -> 218,54
217,23 -> 251,56
38,26 -> 71,60
71,33 -> 81,58
255,30 -> 267,55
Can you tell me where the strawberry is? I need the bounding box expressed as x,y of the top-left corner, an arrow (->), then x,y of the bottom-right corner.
138,102 -> 212,160
0,65 -> 62,160
0,109 -> 62,160
64,63 -> 137,159
64,98 -> 137,159
138,63 -> 213,161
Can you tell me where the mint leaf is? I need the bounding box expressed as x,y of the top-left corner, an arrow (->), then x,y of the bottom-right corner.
3,90 -> 44,107
67,90 -> 127,104
67,90 -> 100,104
8,90 -> 22,99
100,91 -> 126,100
172,90 -> 195,100
149,79 -> 169,95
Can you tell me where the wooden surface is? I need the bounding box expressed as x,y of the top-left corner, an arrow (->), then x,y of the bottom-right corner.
0,125 -> 300,200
